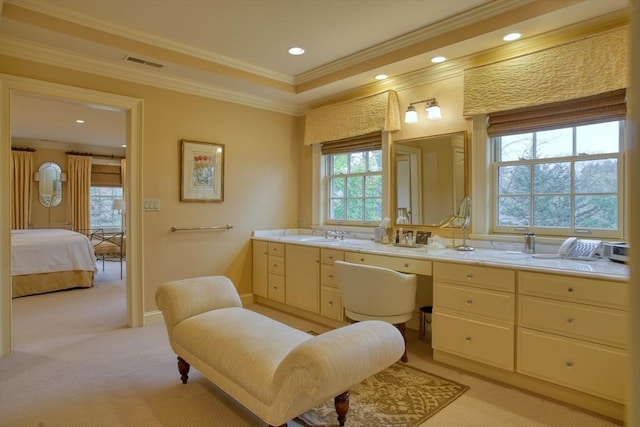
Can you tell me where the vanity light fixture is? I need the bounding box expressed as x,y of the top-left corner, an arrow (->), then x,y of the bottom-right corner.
404,98 -> 441,123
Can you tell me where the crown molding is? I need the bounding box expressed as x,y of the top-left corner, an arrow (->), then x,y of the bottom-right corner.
5,0 -> 295,85
0,36 -> 303,116
295,0 -> 538,84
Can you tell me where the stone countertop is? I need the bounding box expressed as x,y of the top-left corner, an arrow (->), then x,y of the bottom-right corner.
252,229 -> 629,282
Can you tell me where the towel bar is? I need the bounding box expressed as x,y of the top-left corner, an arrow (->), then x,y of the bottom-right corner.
170,225 -> 233,232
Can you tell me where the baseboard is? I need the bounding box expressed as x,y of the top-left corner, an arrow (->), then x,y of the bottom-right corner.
239,293 -> 254,306
144,310 -> 164,325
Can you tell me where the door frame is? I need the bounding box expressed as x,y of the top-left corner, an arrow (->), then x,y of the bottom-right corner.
0,74 -> 144,356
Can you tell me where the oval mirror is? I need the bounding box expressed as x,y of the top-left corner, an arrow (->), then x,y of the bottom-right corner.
38,162 -> 63,208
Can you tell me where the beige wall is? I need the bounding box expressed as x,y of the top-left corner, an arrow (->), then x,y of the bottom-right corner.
2,55 -> 301,311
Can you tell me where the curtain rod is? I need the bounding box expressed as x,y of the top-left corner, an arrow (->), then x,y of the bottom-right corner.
66,151 -> 125,160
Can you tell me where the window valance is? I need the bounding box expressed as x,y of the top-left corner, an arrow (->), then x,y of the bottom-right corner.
463,27 -> 628,116
304,90 -> 401,146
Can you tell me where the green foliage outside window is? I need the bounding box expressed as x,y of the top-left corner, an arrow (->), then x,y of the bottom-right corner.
327,150 -> 382,224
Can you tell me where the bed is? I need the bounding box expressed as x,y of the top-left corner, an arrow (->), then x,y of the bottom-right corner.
11,229 -> 97,298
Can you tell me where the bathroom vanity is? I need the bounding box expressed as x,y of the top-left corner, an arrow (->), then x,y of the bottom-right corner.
251,229 -> 629,420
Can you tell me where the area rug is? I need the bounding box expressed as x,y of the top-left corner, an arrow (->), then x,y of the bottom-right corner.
297,362 -> 469,427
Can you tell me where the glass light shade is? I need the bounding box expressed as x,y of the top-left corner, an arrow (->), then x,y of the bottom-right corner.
426,105 -> 442,120
404,106 -> 418,123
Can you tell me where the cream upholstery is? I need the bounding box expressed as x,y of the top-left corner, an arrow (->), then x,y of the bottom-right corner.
156,275 -> 404,427
335,260 -> 417,362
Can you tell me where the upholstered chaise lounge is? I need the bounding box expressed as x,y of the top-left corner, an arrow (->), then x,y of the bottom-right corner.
156,276 -> 404,427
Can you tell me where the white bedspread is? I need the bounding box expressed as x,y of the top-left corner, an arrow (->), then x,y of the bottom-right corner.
11,229 -> 97,276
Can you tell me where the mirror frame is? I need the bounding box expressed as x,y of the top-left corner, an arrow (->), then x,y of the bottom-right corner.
38,161 -> 63,208
391,131 -> 470,229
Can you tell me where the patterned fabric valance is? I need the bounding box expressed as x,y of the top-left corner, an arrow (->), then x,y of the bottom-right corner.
463,27 -> 629,116
304,90 -> 401,145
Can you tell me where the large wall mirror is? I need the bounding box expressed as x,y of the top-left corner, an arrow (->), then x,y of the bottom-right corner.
393,131 -> 467,226
38,161 -> 63,208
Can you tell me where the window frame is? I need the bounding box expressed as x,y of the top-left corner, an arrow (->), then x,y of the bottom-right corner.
324,150 -> 383,226
90,186 -> 124,230
487,120 -> 626,240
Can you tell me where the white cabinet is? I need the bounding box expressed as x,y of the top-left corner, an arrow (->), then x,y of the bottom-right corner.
517,272 -> 628,403
267,242 -> 286,303
252,240 -> 268,298
320,248 -> 344,321
253,240 -> 286,303
344,251 -> 432,275
432,262 -> 516,371
285,244 -> 320,313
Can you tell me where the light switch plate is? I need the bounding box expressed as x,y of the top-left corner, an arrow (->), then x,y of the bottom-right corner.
143,199 -> 160,211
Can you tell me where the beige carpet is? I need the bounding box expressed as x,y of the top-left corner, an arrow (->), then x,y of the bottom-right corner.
298,362 -> 468,427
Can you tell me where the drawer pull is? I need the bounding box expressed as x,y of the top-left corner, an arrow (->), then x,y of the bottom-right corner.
272,264 -> 277,267
360,257 -> 365,262
566,317 -> 575,325
329,256 -> 334,260
272,286 -> 278,290
404,263 -> 409,268
565,361 -> 574,369
328,301 -> 333,306
329,274 -> 333,278
466,273 -> 473,280
567,287 -> 574,293
466,299 -> 473,305
465,336 -> 472,342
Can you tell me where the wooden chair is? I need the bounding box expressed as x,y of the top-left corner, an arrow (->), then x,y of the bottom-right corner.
335,260 -> 417,362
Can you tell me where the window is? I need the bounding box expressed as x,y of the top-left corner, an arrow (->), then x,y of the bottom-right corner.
492,120 -> 623,238
90,186 -> 123,229
325,150 -> 382,225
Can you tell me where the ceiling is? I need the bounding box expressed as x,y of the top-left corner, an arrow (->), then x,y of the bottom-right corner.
0,0 -> 629,150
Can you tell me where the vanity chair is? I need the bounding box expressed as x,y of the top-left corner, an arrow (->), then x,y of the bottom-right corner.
335,261 -> 417,362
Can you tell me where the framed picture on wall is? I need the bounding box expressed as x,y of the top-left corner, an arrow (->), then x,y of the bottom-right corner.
180,139 -> 225,202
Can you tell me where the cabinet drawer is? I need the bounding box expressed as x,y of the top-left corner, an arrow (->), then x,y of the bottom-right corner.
321,248 -> 344,265
434,262 -> 515,292
345,252 -> 432,275
321,265 -> 339,287
268,274 -> 285,303
267,242 -> 285,257
267,255 -> 285,276
435,283 -> 515,322
518,295 -> 627,348
517,329 -> 626,403
433,310 -> 514,371
321,286 -> 343,320
519,272 -> 628,309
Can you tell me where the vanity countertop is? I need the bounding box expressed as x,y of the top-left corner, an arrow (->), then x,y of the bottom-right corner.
252,229 -> 629,282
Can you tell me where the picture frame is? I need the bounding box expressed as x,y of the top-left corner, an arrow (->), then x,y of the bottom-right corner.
415,230 -> 432,245
180,139 -> 225,202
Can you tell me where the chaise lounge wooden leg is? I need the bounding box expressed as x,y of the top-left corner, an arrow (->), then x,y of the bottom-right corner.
177,356 -> 190,384
334,390 -> 350,426
394,323 -> 408,362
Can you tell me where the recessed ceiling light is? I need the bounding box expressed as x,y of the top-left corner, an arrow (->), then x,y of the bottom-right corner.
374,74 -> 388,80
431,56 -> 446,63
288,47 -> 305,55
75,119 -> 85,124
503,33 -> 522,42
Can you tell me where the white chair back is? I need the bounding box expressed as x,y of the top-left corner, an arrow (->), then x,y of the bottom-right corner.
335,261 -> 417,321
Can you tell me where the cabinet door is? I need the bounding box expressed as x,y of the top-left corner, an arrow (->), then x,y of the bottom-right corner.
285,244 -> 320,313
252,240 -> 268,297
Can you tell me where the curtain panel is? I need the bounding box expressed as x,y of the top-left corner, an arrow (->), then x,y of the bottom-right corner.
67,155 -> 92,231
10,150 -> 33,229
463,27 -> 629,116
304,90 -> 401,145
